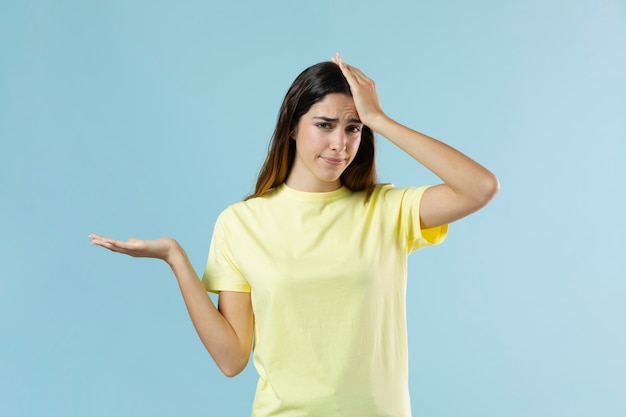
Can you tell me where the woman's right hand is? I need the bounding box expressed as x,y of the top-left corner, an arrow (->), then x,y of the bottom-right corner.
89,233 -> 179,263
89,233 -> 253,376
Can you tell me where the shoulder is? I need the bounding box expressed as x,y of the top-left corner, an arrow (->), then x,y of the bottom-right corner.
215,187 -> 281,226
367,183 -> 430,207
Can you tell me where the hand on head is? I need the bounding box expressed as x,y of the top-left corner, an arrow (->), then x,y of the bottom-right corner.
331,53 -> 386,129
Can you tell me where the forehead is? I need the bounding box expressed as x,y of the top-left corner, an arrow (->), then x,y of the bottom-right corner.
306,93 -> 357,118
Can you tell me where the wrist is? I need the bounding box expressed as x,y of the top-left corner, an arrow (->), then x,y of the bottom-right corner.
163,238 -> 185,266
364,112 -> 391,133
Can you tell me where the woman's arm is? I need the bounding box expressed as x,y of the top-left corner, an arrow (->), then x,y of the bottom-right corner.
333,54 -> 499,228
359,119 -> 498,228
89,234 -> 253,377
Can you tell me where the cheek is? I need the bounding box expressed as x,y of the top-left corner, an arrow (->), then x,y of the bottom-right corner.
293,128 -> 317,152
349,137 -> 362,154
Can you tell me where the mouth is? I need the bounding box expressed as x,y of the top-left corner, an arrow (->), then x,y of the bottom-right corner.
320,156 -> 345,166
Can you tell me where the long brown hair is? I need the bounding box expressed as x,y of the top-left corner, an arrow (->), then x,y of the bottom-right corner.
246,61 -> 376,200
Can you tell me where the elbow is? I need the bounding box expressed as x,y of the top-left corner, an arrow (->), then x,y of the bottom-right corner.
485,172 -> 500,200
477,172 -> 500,207
222,368 -> 243,378
218,356 -> 249,378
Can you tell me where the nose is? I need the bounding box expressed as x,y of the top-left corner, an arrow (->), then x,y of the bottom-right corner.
329,129 -> 347,152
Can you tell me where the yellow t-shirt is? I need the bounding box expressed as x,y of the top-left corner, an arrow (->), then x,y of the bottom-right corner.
202,183 -> 447,417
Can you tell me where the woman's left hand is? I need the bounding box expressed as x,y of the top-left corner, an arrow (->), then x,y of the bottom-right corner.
332,53 -> 387,129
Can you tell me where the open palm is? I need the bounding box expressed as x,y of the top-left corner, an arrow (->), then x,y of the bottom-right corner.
89,233 -> 176,261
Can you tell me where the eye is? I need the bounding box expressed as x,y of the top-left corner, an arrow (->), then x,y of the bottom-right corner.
347,125 -> 362,133
316,122 -> 332,129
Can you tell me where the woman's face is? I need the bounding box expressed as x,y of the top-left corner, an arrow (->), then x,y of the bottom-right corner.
286,93 -> 363,192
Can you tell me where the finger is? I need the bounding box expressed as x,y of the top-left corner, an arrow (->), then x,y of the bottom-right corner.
334,56 -> 371,90
91,238 -> 120,252
348,66 -> 368,80
91,235 -> 125,251
344,65 -> 371,86
334,52 -> 347,67
102,239 -> 138,255
89,233 -> 119,243
89,233 -> 110,246
334,54 -> 358,77
93,237 -> 119,249
332,53 -> 354,78
336,61 -> 362,92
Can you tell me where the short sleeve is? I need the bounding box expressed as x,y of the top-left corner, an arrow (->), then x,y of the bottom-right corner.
380,185 -> 448,254
201,210 -> 251,294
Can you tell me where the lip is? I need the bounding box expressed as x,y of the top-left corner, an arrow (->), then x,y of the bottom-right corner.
320,156 -> 345,166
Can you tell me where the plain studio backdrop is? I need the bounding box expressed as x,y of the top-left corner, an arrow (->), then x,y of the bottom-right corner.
1,0 -> 624,416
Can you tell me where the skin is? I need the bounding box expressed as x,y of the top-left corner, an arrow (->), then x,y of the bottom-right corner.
330,53 -> 499,228
286,93 -> 363,192
89,53 -> 499,377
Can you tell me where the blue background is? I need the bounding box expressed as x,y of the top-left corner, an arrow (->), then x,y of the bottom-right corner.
2,0 -> 625,416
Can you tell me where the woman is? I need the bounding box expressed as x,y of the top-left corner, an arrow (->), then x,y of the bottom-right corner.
90,54 -> 499,416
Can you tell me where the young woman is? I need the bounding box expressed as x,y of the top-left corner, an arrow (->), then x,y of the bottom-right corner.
90,54 -> 499,417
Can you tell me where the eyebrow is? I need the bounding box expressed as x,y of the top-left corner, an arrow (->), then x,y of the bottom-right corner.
313,116 -> 362,124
